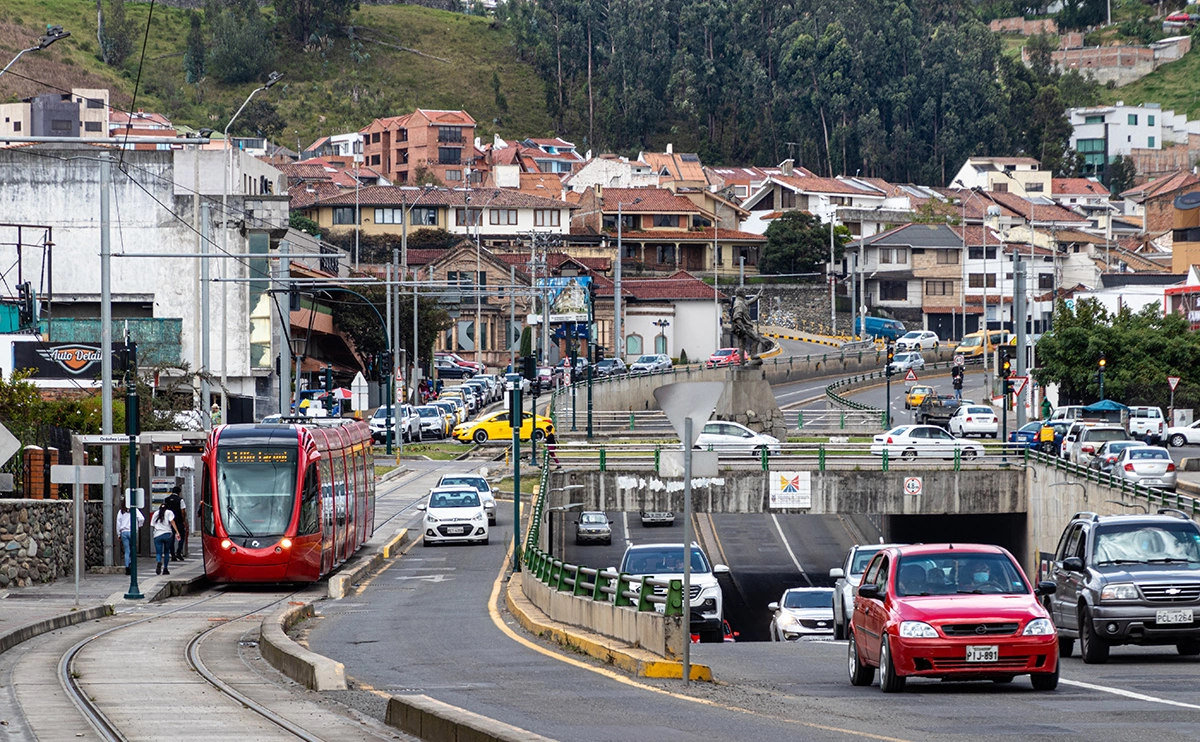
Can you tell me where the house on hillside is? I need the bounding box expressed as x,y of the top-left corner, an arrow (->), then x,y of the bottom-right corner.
360,109 -> 482,186
1120,170 -> 1200,236
949,157 -> 1051,197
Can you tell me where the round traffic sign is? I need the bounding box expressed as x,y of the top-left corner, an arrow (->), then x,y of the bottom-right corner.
953,354 -> 965,367
904,477 -> 923,495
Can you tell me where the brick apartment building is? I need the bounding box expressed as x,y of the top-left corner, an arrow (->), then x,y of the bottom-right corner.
360,109 -> 481,186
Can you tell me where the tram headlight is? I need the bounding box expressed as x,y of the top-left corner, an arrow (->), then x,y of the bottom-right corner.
220,539 -> 232,550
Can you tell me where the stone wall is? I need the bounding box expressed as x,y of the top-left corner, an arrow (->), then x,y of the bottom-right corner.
990,17 -> 1057,35
758,283 -> 834,334
0,500 -> 105,587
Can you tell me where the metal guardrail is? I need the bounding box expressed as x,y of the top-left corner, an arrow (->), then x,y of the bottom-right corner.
1025,448 -> 1200,517
552,441 -> 1028,473
825,357 -> 973,416
522,459 -> 686,614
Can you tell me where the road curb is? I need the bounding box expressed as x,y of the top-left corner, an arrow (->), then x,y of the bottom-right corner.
260,601 -> 347,691
328,549 -> 387,600
504,574 -> 713,682
0,603 -> 112,656
381,528 -> 409,559
379,465 -> 411,483
764,331 -> 845,348
385,694 -> 558,742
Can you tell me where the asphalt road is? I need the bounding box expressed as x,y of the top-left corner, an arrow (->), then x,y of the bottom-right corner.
307,459 -> 1200,740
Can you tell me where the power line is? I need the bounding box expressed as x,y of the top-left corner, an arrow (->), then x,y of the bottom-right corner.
119,0 -> 159,166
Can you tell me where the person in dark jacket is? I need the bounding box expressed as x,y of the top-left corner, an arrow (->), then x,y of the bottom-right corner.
163,485 -> 188,561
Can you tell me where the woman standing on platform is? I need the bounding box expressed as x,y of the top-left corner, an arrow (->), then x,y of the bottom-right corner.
150,500 -> 180,576
117,502 -> 144,575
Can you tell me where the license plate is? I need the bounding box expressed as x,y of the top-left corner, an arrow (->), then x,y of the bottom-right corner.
965,645 -> 999,662
1157,608 -> 1195,625
445,526 -> 465,535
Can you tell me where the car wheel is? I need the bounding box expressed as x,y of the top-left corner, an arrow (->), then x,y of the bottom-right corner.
961,446 -> 978,460
481,536 -> 489,546
1170,433 -> 1187,448
534,428 -> 546,441
1177,640 -> 1200,656
770,624 -> 779,642
422,538 -> 433,548
1058,636 -> 1075,658
932,342 -> 938,350
878,636 -> 906,693
833,613 -> 846,641
604,537 -> 612,546
489,517 -> 497,526
847,631 -> 875,687
473,429 -> 489,444
1079,606 -> 1110,664
1030,664 -> 1059,691
901,448 -> 918,462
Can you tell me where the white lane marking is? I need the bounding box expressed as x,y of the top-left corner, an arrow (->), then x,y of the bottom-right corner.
622,511 -> 632,548
1061,678 -> 1200,710
771,513 -> 810,585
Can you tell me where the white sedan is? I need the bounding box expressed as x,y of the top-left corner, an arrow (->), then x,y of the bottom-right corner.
947,405 -> 999,438
1167,421 -> 1200,447
870,425 -> 984,460
695,421 -> 782,455
895,330 -> 940,352
887,352 -> 925,375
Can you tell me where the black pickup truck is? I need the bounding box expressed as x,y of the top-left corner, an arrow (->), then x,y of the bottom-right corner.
915,395 -> 966,428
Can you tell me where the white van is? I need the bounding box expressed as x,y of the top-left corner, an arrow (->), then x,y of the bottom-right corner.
1126,406 -> 1166,443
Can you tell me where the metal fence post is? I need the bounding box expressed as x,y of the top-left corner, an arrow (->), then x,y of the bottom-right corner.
818,444 -> 826,471
840,410 -> 846,429
882,448 -> 889,472
953,448 -> 961,472
654,445 -> 661,472
797,411 -> 804,430
629,411 -> 635,431
760,445 -> 769,471
599,446 -> 607,471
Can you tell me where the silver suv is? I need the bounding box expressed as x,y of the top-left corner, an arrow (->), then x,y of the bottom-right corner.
1046,509 -> 1200,663
829,542 -> 905,640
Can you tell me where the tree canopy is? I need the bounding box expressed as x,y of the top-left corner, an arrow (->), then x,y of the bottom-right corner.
1034,299 -> 1200,409
759,211 -> 845,276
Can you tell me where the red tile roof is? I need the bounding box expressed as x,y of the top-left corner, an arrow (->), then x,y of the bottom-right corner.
1052,178 -> 1109,197
948,225 -> 1004,248
291,181 -> 344,210
770,172 -> 873,196
617,227 -> 766,242
985,191 -> 1087,223
591,270 -> 722,300
1120,170 -> 1200,201
600,188 -> 703,213
310,185 -> 572,210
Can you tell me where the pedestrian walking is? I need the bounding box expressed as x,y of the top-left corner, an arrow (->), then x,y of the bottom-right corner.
117,502 -> 145,576
163,485 -> 188,561
544,431 -> 562,468
150,500 -> 180,576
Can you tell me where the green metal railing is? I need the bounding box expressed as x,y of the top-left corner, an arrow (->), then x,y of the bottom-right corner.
1025,448 -> 1200,516
522,461 -> 684,614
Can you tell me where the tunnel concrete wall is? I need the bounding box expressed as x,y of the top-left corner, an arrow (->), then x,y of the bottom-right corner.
546,466 -> 1025,516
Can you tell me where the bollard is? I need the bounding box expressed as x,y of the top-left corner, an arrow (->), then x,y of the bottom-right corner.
599,446 -> 607,471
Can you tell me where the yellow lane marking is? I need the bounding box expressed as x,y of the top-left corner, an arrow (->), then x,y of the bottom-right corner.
487,547 -> 914,742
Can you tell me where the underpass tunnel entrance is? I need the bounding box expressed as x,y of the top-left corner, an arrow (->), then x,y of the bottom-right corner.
882,514 -> 1028,572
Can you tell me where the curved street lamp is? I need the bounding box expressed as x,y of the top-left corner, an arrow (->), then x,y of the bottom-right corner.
0,25 -> 70,79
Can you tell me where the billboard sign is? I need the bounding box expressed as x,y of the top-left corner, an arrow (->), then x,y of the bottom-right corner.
12,341 -> 127,379
538,276 -> 592,323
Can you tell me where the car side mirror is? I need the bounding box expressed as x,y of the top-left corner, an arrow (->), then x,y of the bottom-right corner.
417,504 -> 427,511
608,520 -> 614,524
1035,581 -> 1057,596
713,564 -> 730,575
829,567 -> 845,580
767,602 -> 780,612
573,520 -> 579,525
1062,556 -> 1084,572
857,584 -> 882,600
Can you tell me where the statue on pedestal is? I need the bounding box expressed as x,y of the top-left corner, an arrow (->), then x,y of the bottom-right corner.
729,287 -> 765,364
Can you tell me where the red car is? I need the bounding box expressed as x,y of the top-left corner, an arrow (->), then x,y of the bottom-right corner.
706,347 -> 746,368
848,543 -> 1059,692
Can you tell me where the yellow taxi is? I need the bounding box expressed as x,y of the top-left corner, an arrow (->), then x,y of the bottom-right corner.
453,410 -> 555,444
905,384 -> 936,410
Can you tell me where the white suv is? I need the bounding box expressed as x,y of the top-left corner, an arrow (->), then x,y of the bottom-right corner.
368,404 -> 418,443
436,473 -> 497,525
618,542 -> 729,642
418,487 -> 489,546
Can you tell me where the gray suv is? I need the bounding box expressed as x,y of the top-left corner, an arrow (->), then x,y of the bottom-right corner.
1046,509 -> 1200,663
829,542 -> 905,640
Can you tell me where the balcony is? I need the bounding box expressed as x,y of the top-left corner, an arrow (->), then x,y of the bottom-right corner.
438,130 -> 464,143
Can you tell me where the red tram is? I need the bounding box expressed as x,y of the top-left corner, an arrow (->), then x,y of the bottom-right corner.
199,419 -> 375,583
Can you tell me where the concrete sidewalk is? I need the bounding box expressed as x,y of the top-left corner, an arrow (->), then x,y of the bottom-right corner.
0,548 -> 206,653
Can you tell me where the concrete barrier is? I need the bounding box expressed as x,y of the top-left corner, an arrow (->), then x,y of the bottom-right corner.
0,604 -> 112,655
259,601 -> 347,691
385,694 -> 558,742
382,528 -> 409,559
328,549 -> 386,599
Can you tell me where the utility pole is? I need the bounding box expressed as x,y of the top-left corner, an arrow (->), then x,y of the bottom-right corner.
100,151 -> 114,566
122,337 -> 142,600
278,240 -> 291,415
1014,256 -> 1027,428
829,210 -> 837,335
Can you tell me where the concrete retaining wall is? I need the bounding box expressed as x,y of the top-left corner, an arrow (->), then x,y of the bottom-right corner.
521,570 -> 683,659
259,602 -> 347,691
549,467 -> 1025,516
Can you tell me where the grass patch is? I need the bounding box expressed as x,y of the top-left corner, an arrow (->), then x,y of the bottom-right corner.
0,1 -> 552,147
496,476 -> 537,497
388,441 -> 471,460
374,464 -> 397,477
1103,46 -> 1200,120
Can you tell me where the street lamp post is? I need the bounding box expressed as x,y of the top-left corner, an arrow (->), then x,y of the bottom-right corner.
545,491 -> 584,557
402,185 -> 436,406
0,25 -> 70,79
614,197 -> 641,361
221,71 -> 282,424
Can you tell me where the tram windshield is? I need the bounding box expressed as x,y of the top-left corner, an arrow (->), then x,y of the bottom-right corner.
216,447 -> 298,538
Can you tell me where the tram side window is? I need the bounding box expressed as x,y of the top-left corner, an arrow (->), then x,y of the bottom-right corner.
200,462 -> 215,536
298,463 -> 320,536
320,457 -> 334,532
345,449 -> 357,532
332,453 -> 346,526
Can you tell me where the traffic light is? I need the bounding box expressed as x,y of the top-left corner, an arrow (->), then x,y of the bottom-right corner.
16,282 -> 34,330
324,365 -> 334,393
1000,348 -> 1012,379
289,290 -> 301,312
1098,352 -> 1106,371
885,344 -> 895,377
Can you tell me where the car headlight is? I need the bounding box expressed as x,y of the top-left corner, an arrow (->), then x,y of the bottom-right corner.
1022,618 -> 1055,636
898,621 -> 939,638
779,614 -> 801,629
472,513 -> 484,522
424,514 -> 440,524
1101,583 -> 1139,601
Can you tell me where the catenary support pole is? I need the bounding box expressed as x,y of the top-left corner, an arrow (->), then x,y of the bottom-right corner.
100,151 -> 114,566
682,416 -> 693,685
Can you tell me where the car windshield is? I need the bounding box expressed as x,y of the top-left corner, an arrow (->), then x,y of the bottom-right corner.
429,490 -> 481,509
1087,429 -> 1128,443
1106,441 -> 1143,454
714,349 -> 733,356
418,407 -> 438,418
580,512 -> 607,524
783,589 -> 834,608
959,336 -> 982,348
896,553 -> 1028,596
850,548 -> 881,574
1128,448 -> 1170,461
1020,422 -> 1041,433
440,476 -> 489,493
621,547 -> 711,574
1094,524 -> 1200,564
597,359 -> 614,367
636,356 -> 658,364
215,446 -> 298,538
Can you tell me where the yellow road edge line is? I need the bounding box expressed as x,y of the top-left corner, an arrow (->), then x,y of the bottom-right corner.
487,547 -> 912,741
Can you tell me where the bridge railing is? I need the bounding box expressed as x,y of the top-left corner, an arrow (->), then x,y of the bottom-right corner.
552,441 -> 1030,472
522,459 -> 685,613
1026,448 -> 1200,516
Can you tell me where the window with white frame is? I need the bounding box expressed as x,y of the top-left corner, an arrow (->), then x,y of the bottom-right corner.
375,208 -> 402,224
490,209 -> 518,226
534,209 -> 560,227
455,208 -> 483,226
